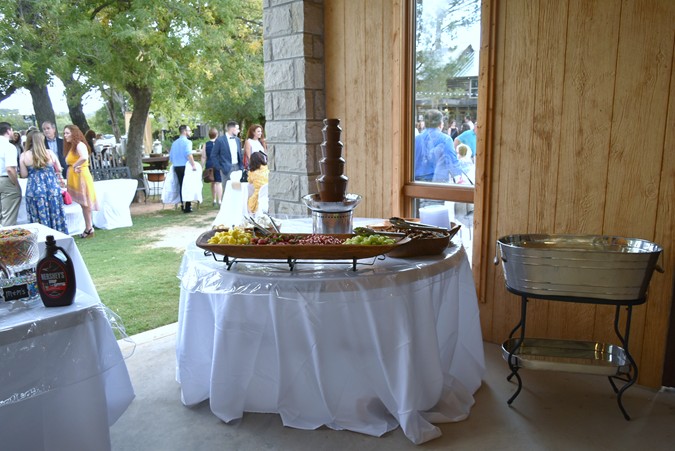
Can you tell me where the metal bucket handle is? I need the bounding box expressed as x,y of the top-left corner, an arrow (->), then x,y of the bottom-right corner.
494,243 -> 506,265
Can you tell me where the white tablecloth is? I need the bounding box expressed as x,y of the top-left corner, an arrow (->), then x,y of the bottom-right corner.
16,178 -> 86,236
161,163 -> 203,206
0,226 -> 134,451
176,223 -> 485,444
2,223 -> 98,299
92,179 -> 137,230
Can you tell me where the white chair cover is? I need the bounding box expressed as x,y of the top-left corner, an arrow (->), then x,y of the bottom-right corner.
63,203 -> 86,236
161,166 -> 180,205
213,181 -> 250,228
92,178 -> 137,229
182,162 -> 203,204
229,170 -> 242,182
254,183 -> 269,216
162,163 -> 203,206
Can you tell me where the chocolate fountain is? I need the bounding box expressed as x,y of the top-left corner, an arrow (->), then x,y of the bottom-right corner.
302,118 -> 361,233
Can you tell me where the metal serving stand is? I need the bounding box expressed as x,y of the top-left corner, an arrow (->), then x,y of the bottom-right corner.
203,250 -> 382,272
502,287 -> 644,420
495,234 -> 663,421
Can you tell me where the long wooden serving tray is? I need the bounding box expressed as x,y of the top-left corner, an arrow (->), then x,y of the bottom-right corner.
196,230 -> 410,260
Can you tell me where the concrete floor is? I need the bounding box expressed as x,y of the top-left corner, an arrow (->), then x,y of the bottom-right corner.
111,324 -> 675,451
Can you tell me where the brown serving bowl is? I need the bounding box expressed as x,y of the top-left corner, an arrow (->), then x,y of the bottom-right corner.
367,220 -> 460,258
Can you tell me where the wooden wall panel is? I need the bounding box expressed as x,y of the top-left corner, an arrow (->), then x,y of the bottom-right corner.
324,0 -> 674,386
325,0 -> 345,122
547,1 -> 622,341
644,42 -> 675,387
595,0 -> 675,373
364,0 -> 385,214
342,0 -> 367,213
479,0 -> 675,386
524,0 -> 568,338
325,0 -> 398,219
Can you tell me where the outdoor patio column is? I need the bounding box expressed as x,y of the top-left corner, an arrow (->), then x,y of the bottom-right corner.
263,0 -> 325,215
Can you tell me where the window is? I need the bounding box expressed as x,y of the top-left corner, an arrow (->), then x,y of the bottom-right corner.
405,0 -> 480,258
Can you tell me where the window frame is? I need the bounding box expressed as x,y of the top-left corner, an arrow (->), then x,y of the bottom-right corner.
402,0 -> 478,216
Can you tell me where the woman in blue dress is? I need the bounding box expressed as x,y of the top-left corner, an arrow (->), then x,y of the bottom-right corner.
19,132 -> 68,234
200,127 -> 223,206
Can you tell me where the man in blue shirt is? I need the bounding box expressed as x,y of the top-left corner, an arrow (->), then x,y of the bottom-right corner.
414,110 -> 460,182
169,125 -> 197,213
454,123 -> 476,160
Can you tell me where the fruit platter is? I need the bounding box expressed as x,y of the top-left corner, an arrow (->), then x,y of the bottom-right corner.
196,227 -> 410,263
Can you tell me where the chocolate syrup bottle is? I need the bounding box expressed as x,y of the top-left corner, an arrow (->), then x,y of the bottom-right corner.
36,235 -> 76,307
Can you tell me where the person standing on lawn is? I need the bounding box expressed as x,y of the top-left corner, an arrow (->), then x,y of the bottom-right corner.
200,127 -> 222,206
42,121 -> 67,177
0,122 -> 22,226
211,120 -> 243,183
64,125 -> 98,238
19,132 -> 68,234
169,125 -> 197,213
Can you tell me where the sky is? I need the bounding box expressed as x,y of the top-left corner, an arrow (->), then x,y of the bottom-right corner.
1,0 -> 479,118
0,77 -> 104,116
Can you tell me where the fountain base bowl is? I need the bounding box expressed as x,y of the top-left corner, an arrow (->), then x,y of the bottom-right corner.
302,193 -> 362,234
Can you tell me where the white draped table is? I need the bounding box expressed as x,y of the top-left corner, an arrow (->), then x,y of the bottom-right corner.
16,178 -> 86,236
0,224 -> 135,451
176,223 -> 485,444
17,178 -> 137,233
92,178 -> 137,230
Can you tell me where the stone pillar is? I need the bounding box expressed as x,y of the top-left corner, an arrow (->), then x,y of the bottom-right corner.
263,0 -> 325,215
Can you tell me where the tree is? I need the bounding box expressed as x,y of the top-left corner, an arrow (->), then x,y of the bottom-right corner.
63,0 -> 264,181
101,87 -> 127,141
0,109 -> 28,128
415,0 -> 480,97
0,0 -> 59,126
192,5 -> 264,131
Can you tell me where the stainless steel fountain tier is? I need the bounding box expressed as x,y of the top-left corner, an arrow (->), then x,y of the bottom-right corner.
302,193 -> 362,234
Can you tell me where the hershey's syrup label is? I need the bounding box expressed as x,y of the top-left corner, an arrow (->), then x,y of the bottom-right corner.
38,260 -> 69,298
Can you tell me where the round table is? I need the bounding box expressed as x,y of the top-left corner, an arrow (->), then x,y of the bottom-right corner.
175,223 -> 485,444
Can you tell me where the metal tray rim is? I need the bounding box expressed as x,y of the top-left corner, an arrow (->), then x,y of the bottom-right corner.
501,338 -> 629,376
497,233 -> 662,254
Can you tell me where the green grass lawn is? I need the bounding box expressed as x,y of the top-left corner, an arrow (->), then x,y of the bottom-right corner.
77,190 -> 217,336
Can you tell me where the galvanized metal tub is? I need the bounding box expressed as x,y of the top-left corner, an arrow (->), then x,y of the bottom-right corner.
497,234 -> 662,301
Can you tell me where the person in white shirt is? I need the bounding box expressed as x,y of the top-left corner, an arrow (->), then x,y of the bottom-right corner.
211,121 -> 243,183
243,123 -> 268,168
0,122 -> 22,226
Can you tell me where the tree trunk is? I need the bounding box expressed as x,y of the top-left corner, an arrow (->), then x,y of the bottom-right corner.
63,76 -> 90,132
26,80 -> 56,128
125,84 -> 152,180
105,94 -> 122,142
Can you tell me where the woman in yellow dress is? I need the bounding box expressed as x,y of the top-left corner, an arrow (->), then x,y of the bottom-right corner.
64,125 -> 98,238
247,151 -> 269,214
